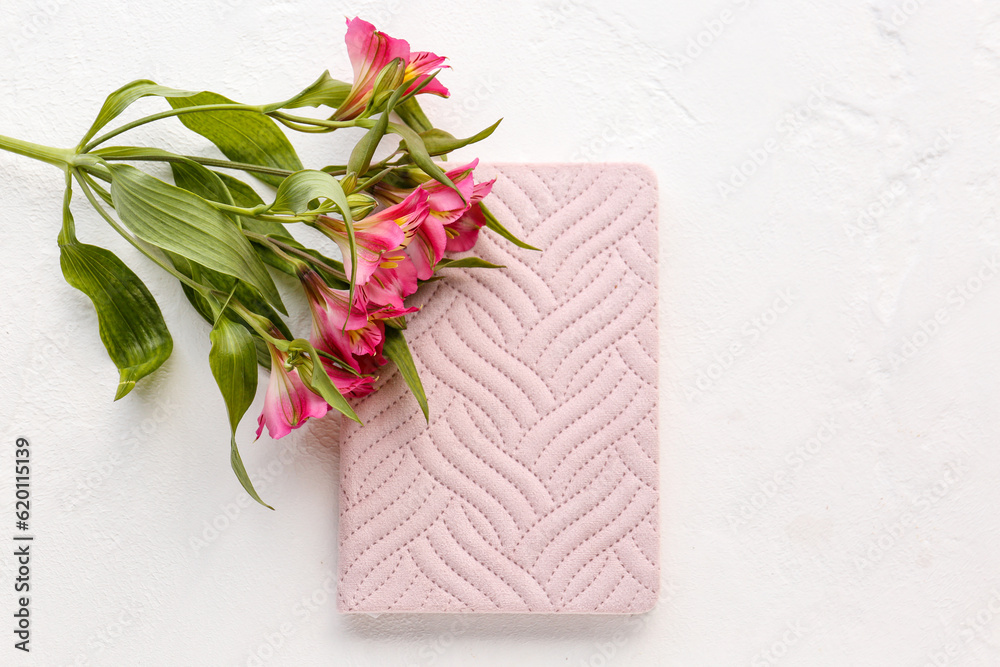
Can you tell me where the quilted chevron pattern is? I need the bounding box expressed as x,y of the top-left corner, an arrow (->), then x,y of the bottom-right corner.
338,164 -> 659,613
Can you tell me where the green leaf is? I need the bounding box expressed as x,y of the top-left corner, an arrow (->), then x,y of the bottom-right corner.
252,336 -> 273,371
191,171 -> 311,279
108,164 -> 286,314
268,71 -> 352,112
269,170 -> 358,304
436,257 -> 505,270
216,172 -> 267,209
168,250 -> 292,347
395,97 -> 433,134
269,169 -> 348,215
80,79 -> 195,147
76,170 -> 115,207
480,202 -> 540,251
388,122 -> 465,204
168,92 -> 303,187
346,82 -> 408,180
94,146 -> 238,212
419,120 -> 502,157
230,440 -> 272,510
214,172 -> 346,283
59,186 -> 173,400
208,315 -> 271,509
209,315 -> 257,434
286,339 -> 361,424
170,161 -> 235,207
382,327 -> 429,422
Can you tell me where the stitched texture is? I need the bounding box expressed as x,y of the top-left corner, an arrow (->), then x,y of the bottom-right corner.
338,164 -> 659,613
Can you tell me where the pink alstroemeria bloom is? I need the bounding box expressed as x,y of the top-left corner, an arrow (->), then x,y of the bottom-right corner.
301,268 -> 368,334
360,254 -> 419,310
256,343 -> 330,440
300,267 -> 381,371
327,354 -> 381,398
443,178 -> 494,251
405,215 -> 448,280
322,358 -> 376,398
404,161 -> 495,277
422,160 -> 479,224
445,200 -> 489,252
315,189 -> 428,286
334,17 -> 449,121
370,301 -> 420,322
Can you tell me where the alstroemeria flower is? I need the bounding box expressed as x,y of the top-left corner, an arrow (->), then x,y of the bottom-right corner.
404,161 -> 495,277
301,268 -> 368,334
301,270 -> 382,370
256,343 -> 330,440
360,254 -> 419,310
369,301 -> 420,322
334,17 -> 449,120
322,359 -> 376,398
405,215 -> 448,280
445,201 -> 489,252
421,160 -> 479,224
315,188 -> 428,286
330,354 -> 383,397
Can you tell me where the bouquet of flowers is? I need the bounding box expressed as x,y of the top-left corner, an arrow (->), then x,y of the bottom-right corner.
0,17 -> 534,507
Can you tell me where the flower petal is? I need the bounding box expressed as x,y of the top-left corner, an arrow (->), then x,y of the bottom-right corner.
445,202 -> 488,252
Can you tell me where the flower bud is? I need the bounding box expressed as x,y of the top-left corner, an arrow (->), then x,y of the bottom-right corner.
370,58 -> 406,109
347,192 -> 377,219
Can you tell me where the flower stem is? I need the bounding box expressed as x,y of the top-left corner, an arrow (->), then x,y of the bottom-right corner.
98,152 -> 295,179
270,111 -> 374,131
83,103 -> 268,151
0,134 -> 74,169
244,231 -> 348,282
227,300 -> 282,343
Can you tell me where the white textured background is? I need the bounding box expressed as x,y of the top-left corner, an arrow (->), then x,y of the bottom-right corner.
1,1 -> 998,665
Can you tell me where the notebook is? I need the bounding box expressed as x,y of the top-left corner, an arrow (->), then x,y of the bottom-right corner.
338,163 -> 659,613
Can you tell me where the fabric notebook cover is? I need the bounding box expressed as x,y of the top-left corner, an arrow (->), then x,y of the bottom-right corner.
338,163 -> 659,613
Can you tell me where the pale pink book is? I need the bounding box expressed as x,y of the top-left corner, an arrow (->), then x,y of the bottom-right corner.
338,163 -> 659,613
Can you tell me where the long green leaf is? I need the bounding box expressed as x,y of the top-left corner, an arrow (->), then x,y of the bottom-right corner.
167,251 -> 292,370
212,172 -> 347,285
346,82 -> 408,180
479,202 -> 540,251
80,79 -> 195,147
168,92 -> 303,187
269,169 -> 349,214
216,172 -> 267,208
108,164 -> 286,314
395,97 -> 433,134
435,257 -> 505,270
59,185 -> 173,400
419,120 -> 502,157
94,146 -> 237,211
382,328 -> 429,422
388,122 -> 465,203
268,71 -> 352,112
209,316 -> 271,509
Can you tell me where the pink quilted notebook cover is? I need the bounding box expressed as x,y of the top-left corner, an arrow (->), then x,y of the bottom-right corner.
338,163 -> 659,613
